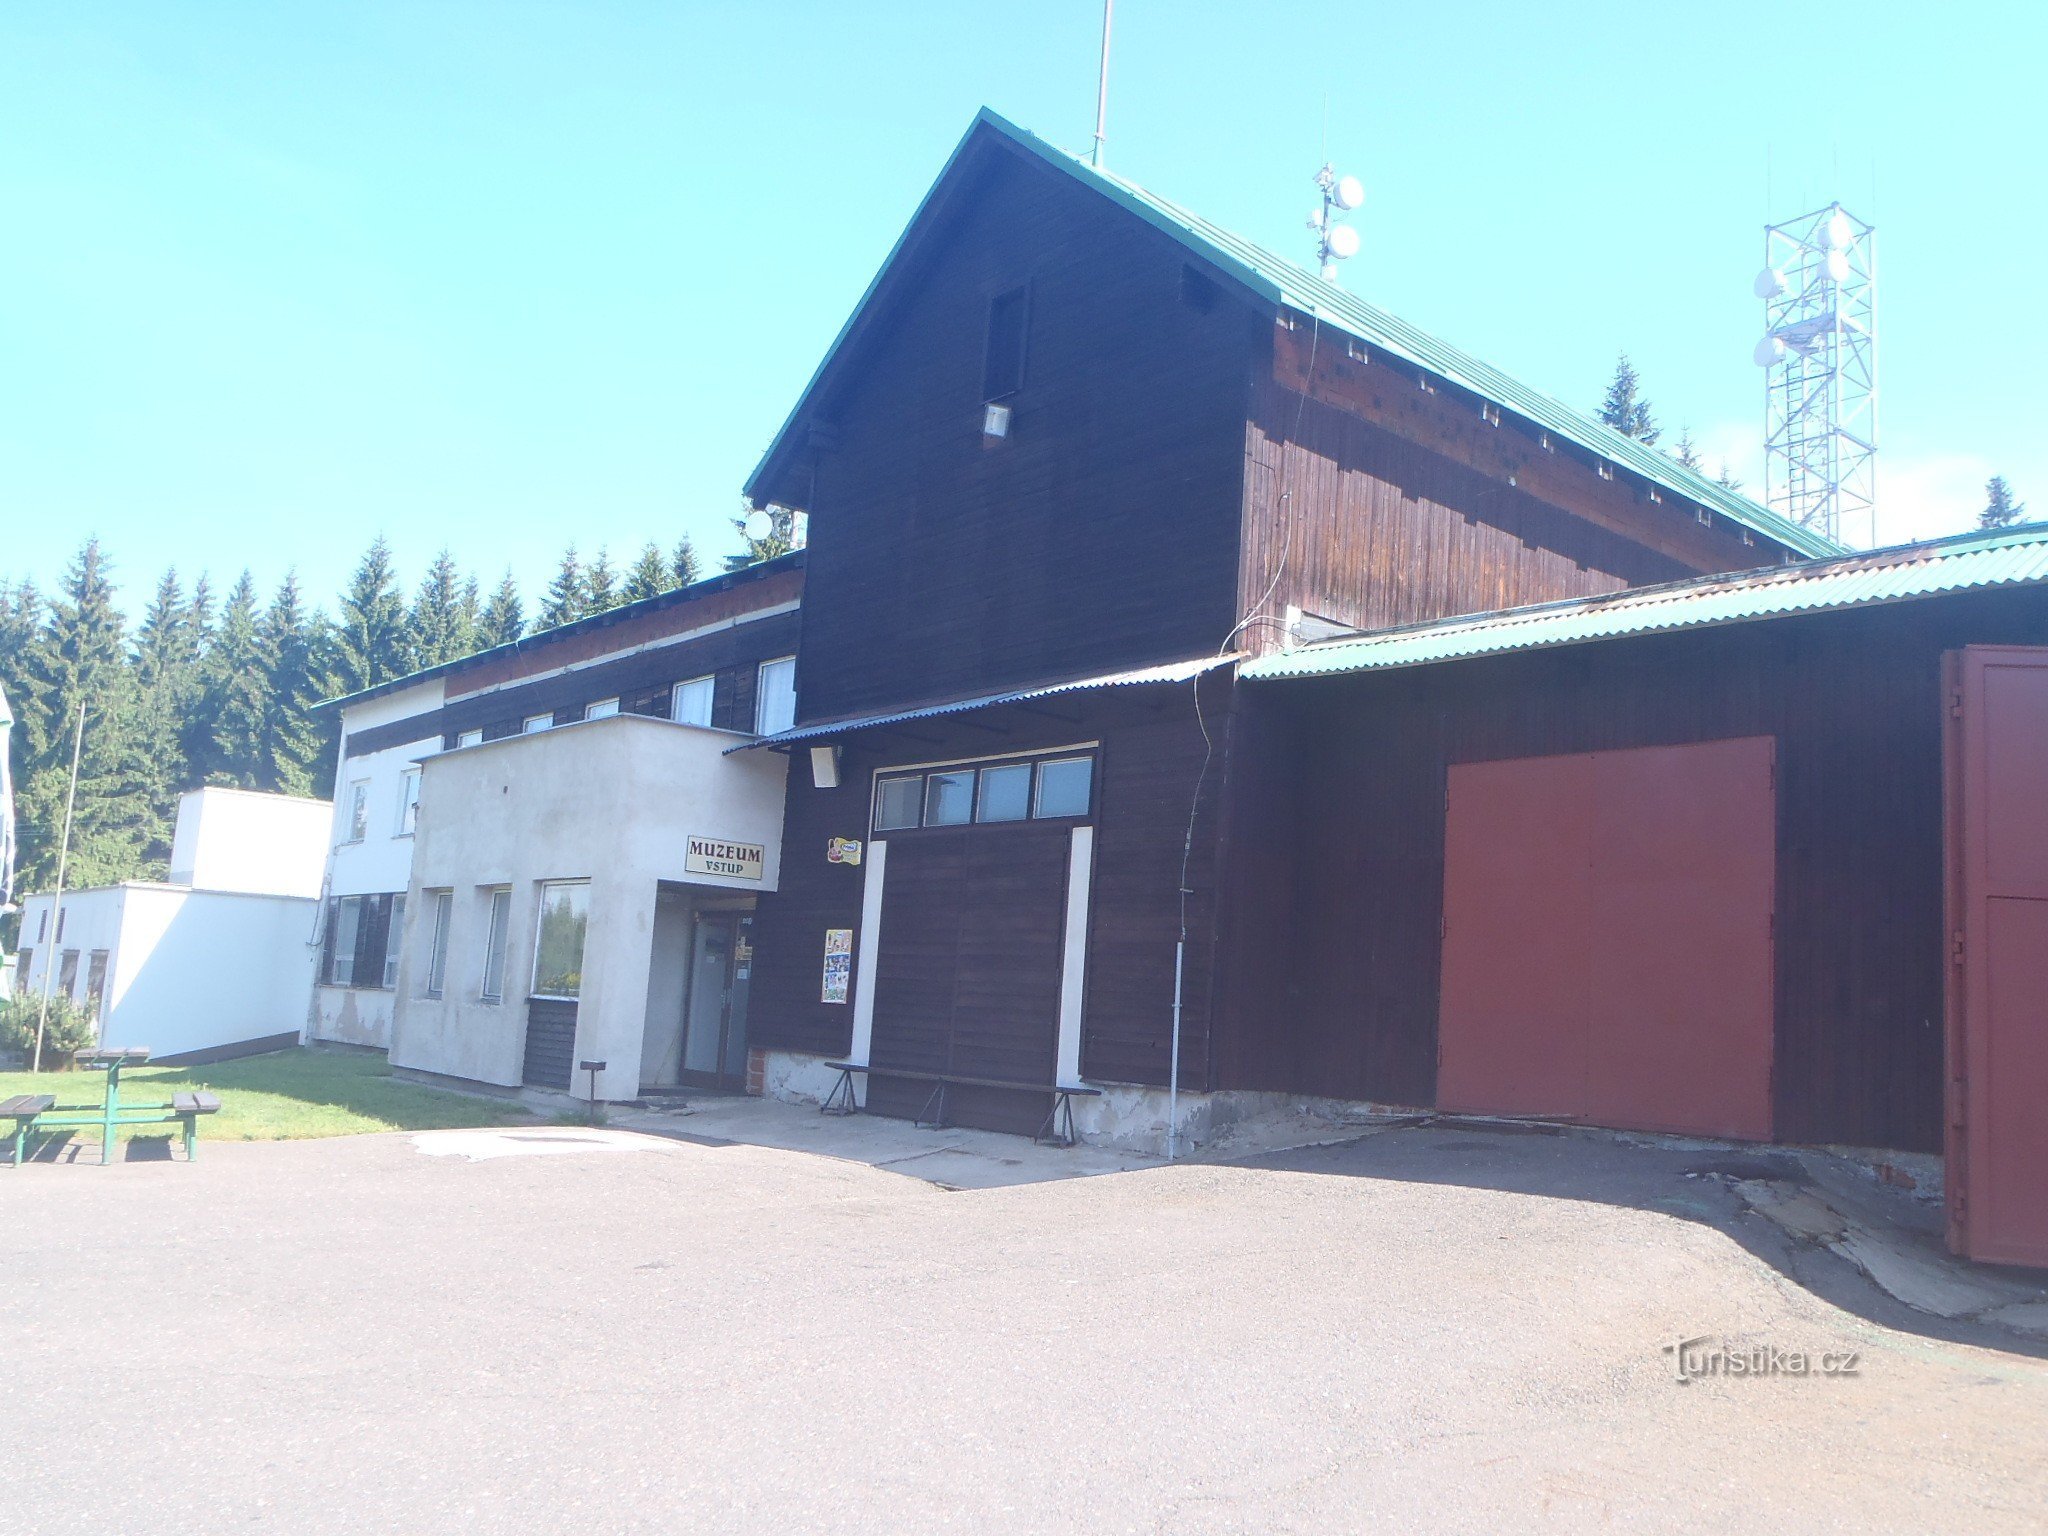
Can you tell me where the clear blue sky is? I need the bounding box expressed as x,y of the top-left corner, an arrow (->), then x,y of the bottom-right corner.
3,1 -> 2039,616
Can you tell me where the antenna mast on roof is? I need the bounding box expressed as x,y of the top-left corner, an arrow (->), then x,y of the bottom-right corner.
1308,163 -> 1365,282
1091,0 -> 1114,167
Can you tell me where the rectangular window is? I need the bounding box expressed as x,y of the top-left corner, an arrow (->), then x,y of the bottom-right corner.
36,909 -> 47,942
85,951 -> 109,1011
1034,756 -> 1093,819
425,891 -> 453,998
874,775 -> 922,832
345,782 -> 370,843
672,675 -> 715,727
924,770 -> 974,827
755,656 -> 797,736
531,882 -> 590,1000
523,713 -> 554,734
14,950 -> 30,993
480,887 -> 512,1003
585,697 -> 620,721
58,950 -> 80,1000
327,898 -> 362,987
976,763 -> 1032,823
456,728 -> 483,748
383,894 -> 407,989
983,285 -> 1029,401
55,908 -> 65,942
397,767 -> 422,836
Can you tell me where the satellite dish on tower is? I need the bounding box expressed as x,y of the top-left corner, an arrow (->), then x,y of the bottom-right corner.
1753,266 -> 1788,299
1824,248 -> 1852,283
1334,175 -> 1365,211
1754,335 -> 1787,368
743,508 -> 773,541
1326,224 -> 1361,260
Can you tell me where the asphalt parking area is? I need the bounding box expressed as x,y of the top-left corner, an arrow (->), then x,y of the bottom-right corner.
4,1122 -> 2045,1534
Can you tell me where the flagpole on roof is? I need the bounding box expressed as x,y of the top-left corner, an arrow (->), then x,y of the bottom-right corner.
31,699 -> 86,1076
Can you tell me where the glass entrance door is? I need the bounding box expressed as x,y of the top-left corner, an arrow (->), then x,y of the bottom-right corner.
678,910 -> 752,1090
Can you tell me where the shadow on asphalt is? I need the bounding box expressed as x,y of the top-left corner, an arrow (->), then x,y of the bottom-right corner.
1229,1119 -> 2048,1361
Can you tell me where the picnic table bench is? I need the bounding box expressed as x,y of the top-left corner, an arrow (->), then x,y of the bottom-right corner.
4,1049 -> 221,1166
820,1061 -> 1101,1148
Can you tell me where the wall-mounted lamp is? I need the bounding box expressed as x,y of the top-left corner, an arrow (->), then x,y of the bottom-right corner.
982,402 -> 1013,441
810,744 -> 842,790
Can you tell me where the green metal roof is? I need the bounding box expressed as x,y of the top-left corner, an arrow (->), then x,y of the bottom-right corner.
750,108 -> 1840,559
1242,522 -> 2048,681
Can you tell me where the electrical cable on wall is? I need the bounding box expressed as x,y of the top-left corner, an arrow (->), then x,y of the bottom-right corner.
1165,312 -> 1322,1159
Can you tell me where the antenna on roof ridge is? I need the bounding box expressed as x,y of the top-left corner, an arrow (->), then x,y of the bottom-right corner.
1309,162 -> 1365,282
1091,0 -> 1113,168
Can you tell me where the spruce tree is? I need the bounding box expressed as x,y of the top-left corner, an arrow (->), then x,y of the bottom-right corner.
538,546 -> 586,630
259,572 -> 329,796
334,537 -> 408,696
1597,354 -> 1660,445
15,541 -> 159,887
1716,463 -> 1744,493
1979,475 -> 2027,530
205,572 -> 269,789
624,542 -> 672,603
131,568 -> 205,855
479,570 -> 525,646
670,536 -> 700,588
1673,428 -> 1703,471
405,549 -> 477,670
584,547 -> 618,615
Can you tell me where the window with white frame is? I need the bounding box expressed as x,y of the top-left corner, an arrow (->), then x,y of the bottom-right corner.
424,890 -> 453,998
755,656 -> 797,736
585,697 -> 620,720
479,887 -> 512,1003
345,781 -> 370,842
871,752 -> 1094,835
523,713 -> 554,734
397,767 -> 422,836
382,894 -> 407,989
672,674 -> 715,728
456,728 -> 483,748
531,882 -> 590,1000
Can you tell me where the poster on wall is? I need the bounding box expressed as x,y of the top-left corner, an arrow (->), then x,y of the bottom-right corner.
821,928 -> 853,1004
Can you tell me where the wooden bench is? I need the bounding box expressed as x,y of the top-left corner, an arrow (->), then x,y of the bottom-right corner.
4,1089 -> 222,1165
819,1062 -> 1102,1148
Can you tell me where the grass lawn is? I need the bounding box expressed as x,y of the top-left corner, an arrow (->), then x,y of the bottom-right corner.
0,1046 -> 540,1151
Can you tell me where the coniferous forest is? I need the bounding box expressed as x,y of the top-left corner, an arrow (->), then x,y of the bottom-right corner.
0,533 -> 709,912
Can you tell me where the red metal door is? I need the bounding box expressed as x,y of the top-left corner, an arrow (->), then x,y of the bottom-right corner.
1945,647 -> 2048,1266
1439,738 -> 1776,1140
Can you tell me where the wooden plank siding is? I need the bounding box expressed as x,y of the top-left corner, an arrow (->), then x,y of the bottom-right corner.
748,677 -> 1234,1092
1249,322 -> 1786,639
1221,586 -> 2048,1153
784,147 -> 1265,725
342,610 -> 801,759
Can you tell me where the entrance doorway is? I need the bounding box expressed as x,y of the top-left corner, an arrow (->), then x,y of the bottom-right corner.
677,909 -> 753,1091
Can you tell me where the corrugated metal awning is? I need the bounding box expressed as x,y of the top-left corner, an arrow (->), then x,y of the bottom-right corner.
1243,523 -> 2048,683
728,655 -> 1238,753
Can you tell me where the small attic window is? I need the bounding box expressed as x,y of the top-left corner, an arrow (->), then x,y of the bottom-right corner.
1180,264 -> 1219,313
983,285 -> 1029,402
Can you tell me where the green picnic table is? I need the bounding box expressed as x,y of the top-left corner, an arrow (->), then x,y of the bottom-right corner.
2,1048 -> 221,1166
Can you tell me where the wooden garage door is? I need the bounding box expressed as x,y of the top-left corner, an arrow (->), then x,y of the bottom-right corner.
1438,737 -> 1777,1140
867,826 -> 1070,1136
1946,647 -> 2048,1267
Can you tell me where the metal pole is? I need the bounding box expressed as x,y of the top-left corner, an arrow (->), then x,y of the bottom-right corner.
32,700 -> 86,1075
1167,936 -> 1182,1160
1091,0 -> 1114,168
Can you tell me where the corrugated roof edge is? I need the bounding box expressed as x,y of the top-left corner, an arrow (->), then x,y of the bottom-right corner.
746,107 -> 1837,559
316,549 -> 805,714
729,654 -> 1238,752
1242,521 -> 2048,682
